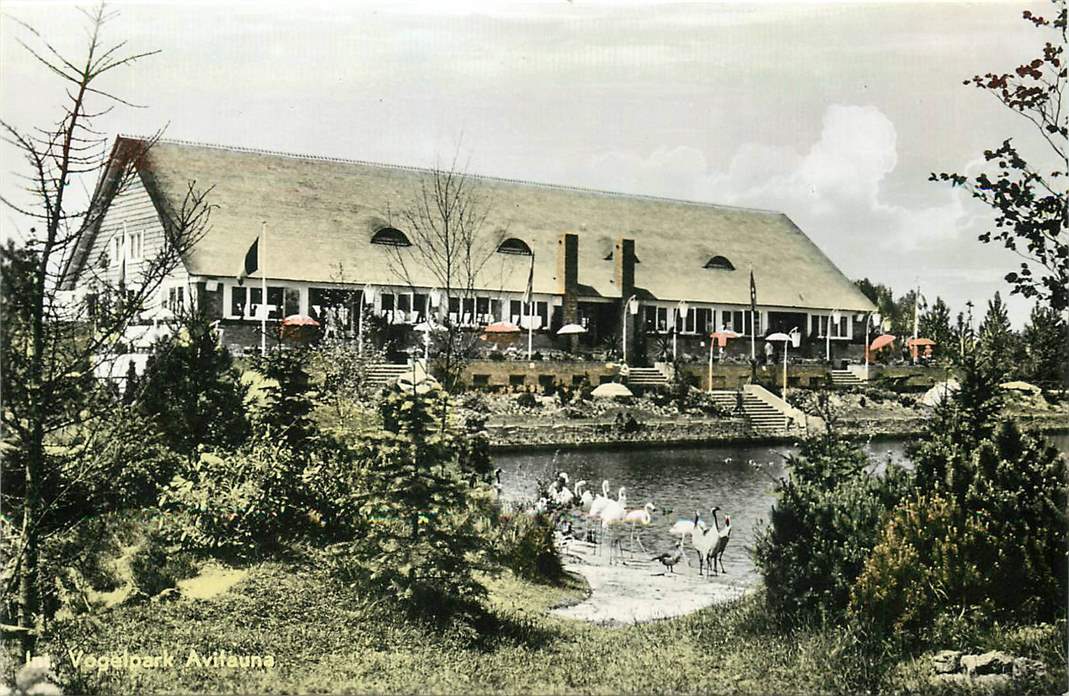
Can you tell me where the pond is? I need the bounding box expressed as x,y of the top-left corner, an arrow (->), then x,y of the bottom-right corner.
495,431 -> 1069,586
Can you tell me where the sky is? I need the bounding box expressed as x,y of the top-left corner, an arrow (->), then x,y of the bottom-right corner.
0,0 -> 1056,327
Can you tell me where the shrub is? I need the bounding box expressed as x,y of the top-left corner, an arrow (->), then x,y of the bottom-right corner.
515,391 -> 540,409
491,511 -> 564,582
129,530 -> 197,598
160,440 -> 319,554
753,432 -> 908,626
138,311 -> 250,455
326,386 -> 487,617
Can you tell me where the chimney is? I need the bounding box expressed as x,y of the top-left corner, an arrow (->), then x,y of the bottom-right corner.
616,238 -> 637,362
557,233 -> 579,325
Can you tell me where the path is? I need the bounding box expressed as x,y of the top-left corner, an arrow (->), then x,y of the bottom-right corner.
550,537 -> 752,627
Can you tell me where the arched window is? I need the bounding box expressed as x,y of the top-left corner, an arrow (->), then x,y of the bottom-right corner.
497,237 -> 533,256
370,227 -> 411,247
704,255 -> 735,270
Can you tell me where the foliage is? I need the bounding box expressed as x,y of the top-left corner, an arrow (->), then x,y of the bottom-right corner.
160,440 -> 321,554
930,3 -> 1068,311
138,311 -> 250,455
128,529 -> 197,598
247,347 -> 318,450
976,291 -> 1018,378
327,385 -> 487,617
919,296 -> 955,360
753,431 -> 908,626
311,336 -> 386,414
487,511 -> 564,583
1020,303 -> 1069,388
515,391 -> 540,408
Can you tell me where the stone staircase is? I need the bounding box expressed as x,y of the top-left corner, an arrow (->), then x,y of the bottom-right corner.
626,366 -> 670,389
708,390 -> 789,435
829,369 -> 864,388
367,363 -> 410,389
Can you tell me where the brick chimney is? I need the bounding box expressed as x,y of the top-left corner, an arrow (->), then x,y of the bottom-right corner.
615,238 -> 636,362
557,233 -> 579,325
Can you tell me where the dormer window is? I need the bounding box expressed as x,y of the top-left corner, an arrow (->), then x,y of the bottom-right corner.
497,237 -> 533,256
371,227 -> 411,247
704,255 -> 735,270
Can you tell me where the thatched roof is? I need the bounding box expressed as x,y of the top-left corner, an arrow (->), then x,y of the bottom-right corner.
79,137 -> 875,312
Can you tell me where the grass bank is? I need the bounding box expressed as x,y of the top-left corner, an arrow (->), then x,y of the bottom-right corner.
34,559 -> 1066,695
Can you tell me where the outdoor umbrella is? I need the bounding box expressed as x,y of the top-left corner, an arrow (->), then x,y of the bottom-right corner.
869,334 -> 896,351
765,330 -> 800,398
709,330 -> 740,348
591,382 -> 633,399
282,314 -> 320,327
556,323 -> 587,335
999,380 -> 1042,395
484,321 -> 521,334
413,321 -> 445,360
906,337 -> 936,347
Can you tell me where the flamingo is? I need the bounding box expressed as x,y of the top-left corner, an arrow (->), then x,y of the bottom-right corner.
623,502 -> 656,554
576,480 -> 594,509
692,507 -> 720,576
668,511 -> 707,567
587,480 -> 612,519
711,510 -> 733,575
599,487 -> 628,562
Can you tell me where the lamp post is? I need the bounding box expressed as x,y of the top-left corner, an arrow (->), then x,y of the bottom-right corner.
622,294 -> 638,365
673,300 -> 689,362
783,327 -> 800,399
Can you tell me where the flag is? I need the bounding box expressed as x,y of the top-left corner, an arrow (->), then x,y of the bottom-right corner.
749,269 -> 757,313
236,236 -> 259,286
522,254 -> 535,305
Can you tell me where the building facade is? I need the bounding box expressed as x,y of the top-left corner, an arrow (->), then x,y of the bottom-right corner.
65,137 -> 876,363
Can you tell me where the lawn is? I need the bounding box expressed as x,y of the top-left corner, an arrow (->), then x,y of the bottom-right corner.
36,559 -> 1067,695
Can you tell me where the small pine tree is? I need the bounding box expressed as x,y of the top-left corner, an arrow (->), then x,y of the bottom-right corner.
139,312 -> 250,455
976,291 -> 1017,377
919,296 -> 954,360
1020,303 -> 1069,389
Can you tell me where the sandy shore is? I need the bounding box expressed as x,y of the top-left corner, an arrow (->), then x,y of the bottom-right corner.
551,539 -> 753,627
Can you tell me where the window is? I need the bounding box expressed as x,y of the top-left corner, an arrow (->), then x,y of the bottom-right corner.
497,238 -> 532,255
704,256 -> 735,271
128,231 -> 143,260
509,299 -> 523,324
370,227 -> 411,247
414,293 -> 428,319
309,287 -> 359,333
727,310 -> 760,335
283,288 -> 300,317
231,286 -> 247,317
111,236 -> 121,266
380,293 -> 395,313
644,306 -> 670,333
168,286 -> 185,313
489,298 -> 502,323
812,314 -> 850,339
397,293 -> 411,313
696,308 -> 713,334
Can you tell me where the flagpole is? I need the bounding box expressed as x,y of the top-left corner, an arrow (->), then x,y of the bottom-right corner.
527,296 -> 533,361
260,221 -> 267,357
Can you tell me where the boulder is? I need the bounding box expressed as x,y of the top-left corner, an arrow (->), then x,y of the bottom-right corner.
930,650 -> 963,674
961,650 -> 1015,676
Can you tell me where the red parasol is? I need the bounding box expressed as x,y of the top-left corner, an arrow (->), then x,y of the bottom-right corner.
282,314 -> 320,327
484,321 -> 521,334
907,337 -> 936,347
710,330 -> 740,348
869,334 -> 896,351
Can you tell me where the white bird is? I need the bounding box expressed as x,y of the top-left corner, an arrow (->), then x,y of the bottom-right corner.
599,487 -> 628,563
623,502 -> 656,554
668,511 -> 707,567
587,480 -> 612,519
576,480 -> 594,509
691,506 -> 721,576
711,509 -> 733,575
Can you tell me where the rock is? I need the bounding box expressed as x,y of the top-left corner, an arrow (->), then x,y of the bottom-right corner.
1013,657 -> 1047,680
961,650 -> 1016,676
931,649 -> 963,674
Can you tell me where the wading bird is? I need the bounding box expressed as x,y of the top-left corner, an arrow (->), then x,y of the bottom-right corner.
623,502 -> 656,554
711,509 -> 732,575
651,547 -> 685,574
692,507 -> 721,576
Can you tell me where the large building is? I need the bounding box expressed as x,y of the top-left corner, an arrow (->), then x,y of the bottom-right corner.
65,137 -> 875,362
